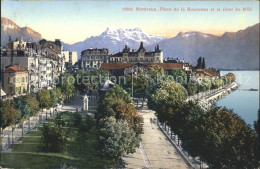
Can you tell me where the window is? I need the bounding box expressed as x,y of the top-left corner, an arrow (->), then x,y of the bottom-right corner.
22,77 -> 25,82
8,77 -> 12,84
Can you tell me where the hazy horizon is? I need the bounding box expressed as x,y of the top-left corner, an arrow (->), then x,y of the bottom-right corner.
1,1 -> 259,44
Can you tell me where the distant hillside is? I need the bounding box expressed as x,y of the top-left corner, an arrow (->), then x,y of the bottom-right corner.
1,17 -> 42,46
147,23 -> 259,70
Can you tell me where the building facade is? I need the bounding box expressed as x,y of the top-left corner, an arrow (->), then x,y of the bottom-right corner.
63,51 -> 78,70
109,42 -> 163,63
3,65 -> 29,96
1,37 -> 65,92
81,48 -> 110,70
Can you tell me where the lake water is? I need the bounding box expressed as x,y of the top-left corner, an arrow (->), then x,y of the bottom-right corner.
216,71 -> 259,126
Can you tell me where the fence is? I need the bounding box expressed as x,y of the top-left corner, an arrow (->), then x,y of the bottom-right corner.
0,105 -> 62,151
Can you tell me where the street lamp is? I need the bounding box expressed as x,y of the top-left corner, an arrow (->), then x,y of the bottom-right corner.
131,65 -> 137,98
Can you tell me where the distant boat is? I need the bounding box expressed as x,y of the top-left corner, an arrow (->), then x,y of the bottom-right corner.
248,88 -> 258,91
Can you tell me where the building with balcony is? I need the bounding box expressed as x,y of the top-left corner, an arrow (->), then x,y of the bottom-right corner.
81,48 -> 110,70
3,64 -> 29,96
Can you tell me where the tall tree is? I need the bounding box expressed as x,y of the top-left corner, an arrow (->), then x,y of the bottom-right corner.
0,100 -> 19,128
98,117 -> 141,162
37,89 -> 51,110
197,56 -> 202,68
202,57 -> 205,69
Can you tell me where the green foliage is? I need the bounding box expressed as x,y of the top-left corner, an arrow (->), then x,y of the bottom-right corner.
0,99 -> 19,128
97,85 -> 143,135
41,123 -> 67,152
58,73 -> 75,98
167,69 -> 188,84
222,73 -> 236,84
197,56 -> 202,68
49,89 -> 59,108
72,112 -> 83,128
196,107 -> 259,169
148,81 -> 187,123
124,75 -> 149,97
202,57 -> 206,69
186,83 -> 198,95
15,94 -> 39,120
74,69 -> 109,94
54,113 -> 65,127
211,78 -> 224,89
98,117 -> 141,159
37,89 -> 51,110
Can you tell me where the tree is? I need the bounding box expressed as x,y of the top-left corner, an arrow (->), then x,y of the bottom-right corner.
124,75 -> 149,98
96,85 -> 143,135
197,107 -> 259,169
0,100 -> 19,128
41,123 -> 67,152
49,89 -> 59,108
98,117 -> 141,162
202,57 -> 205,69
58,73 -> 75,100
197,56 -> 202,68
37,89 -> 51,110
149,81 -> 187,123
167,69 -> 187,85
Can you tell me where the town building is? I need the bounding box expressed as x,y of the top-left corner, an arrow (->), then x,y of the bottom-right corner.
3,64 -> 29,96
109,42 -> 163,63
1,37 -> 65,92
63,51 -> 77,69
194,68 -> 220,81
100,62 -> 191,76
81,48 -> 110,70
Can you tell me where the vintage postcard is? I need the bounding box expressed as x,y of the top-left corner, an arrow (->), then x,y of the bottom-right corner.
0,1 -> 259,168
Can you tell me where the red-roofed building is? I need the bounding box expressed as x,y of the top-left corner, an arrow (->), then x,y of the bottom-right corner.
3,64 -> 29,96
195,68 -> 220,81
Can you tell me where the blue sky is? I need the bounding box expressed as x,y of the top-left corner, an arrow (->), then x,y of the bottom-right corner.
2,1 -> 259,44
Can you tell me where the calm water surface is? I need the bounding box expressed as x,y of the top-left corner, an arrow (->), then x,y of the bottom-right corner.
217,71 -> 259,126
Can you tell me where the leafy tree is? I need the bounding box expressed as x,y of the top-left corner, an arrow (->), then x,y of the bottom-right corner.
98,117 -> 141,161
97,85 -> 143,135
167,69 -> 187,85
49,89 -> 59,108
54,113 -> 65,127
149,81 -> 187,123
15,94 -> 39,119
41,123 -> 67,152
37,89 -> 51,110
197,107 -> 259,169
0,100 -> 19,128
58,73 -> 75,100
55,87 -> 63,102
124,75 -> 149,98
186,83 -> 198,95
72,112 -> 83,128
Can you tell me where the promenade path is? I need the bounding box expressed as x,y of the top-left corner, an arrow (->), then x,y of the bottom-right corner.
123,107 -> 190,169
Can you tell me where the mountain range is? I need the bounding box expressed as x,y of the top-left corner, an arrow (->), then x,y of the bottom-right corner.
1,17 -> 259,70
61,28 -> 166,57
1,17 -> 42,46
147,24 -> 259,70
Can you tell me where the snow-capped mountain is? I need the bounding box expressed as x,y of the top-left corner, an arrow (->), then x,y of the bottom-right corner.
1,17 -> 42,46
62,28 -> 166,59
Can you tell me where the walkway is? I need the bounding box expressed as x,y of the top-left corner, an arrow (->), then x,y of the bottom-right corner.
123,108 -> 190,169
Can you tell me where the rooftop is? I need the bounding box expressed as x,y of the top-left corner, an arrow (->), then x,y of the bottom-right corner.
4,64 -> 28,72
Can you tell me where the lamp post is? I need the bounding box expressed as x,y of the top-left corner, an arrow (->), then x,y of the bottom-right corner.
131,66 -> 137,98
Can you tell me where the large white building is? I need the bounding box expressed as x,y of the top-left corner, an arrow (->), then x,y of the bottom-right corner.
109,42 -> 163,63
81,48 -> 110,70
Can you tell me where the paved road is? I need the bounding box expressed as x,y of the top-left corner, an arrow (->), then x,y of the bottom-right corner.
123,108 -> 190,169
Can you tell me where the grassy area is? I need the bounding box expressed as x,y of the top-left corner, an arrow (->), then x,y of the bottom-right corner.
0,112 -> 114,168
